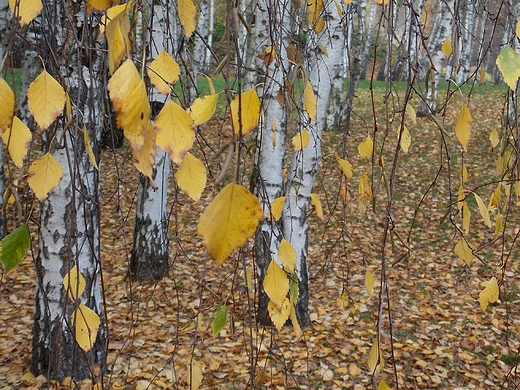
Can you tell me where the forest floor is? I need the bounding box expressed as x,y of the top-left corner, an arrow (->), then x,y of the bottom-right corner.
1,80 -> 520,389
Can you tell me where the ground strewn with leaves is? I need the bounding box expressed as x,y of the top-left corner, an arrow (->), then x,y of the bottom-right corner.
1,82 -> 520,389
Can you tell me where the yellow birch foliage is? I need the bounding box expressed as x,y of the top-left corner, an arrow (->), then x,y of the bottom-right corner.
73,304 -> 101,352
270,196 -> 285,221
189,94 -> 219,126
132,121 -> 157,181
105,7 -> 131,73
187,359 -> 203,390
230,89 -> 261,136
303,81 -> 317,122
358,136 -> 373,158
278,239 -> 296,273
28,71 -> 66,131
367,339 -> 384,374
28,153 -> 64,201
176,152 -> 206,201
155,100 -> 195,164
9,0 -> 42,26
148,49 -> 180,94
197,183 -> 263,265
268,298 -> 291,330
3,117 -> 32,168
454,238 -> 474,266
86,0 -> 114,13
496,46 -> 520,90
307,0 -> 325,33
264,260 -> 289,307
442,38 -> 453,57
63,265 -> 86,301
0,77 -> 14,134
178,0 -> 197,38
310,193 -> 323,219
336,156 -> 353,179
292,129 -> 310,151
479,277 -> 499,311
455,104 -> 471,152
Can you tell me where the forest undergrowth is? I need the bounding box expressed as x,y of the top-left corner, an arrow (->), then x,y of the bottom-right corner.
1,81 -> 519,389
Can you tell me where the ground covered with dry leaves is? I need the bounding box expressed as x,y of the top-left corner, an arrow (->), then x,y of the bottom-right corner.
1,81 -> 520,389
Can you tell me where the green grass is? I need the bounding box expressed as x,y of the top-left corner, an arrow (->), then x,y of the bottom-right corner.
2,68 -> 22,96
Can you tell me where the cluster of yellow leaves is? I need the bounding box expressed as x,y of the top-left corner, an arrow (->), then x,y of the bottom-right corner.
8,0 -> 42,26
307,0 -> 325,33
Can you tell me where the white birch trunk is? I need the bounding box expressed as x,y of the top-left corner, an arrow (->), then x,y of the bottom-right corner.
417,0 -> 454,116
130,1 -> 171,281
31,1 -> 105,380
252,0 -> 291,325
282,0 -> 344,326
454,0 -> 477,84
193,0 -> 210,76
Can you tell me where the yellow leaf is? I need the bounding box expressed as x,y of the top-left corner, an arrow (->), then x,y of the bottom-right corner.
28,153 -> 63,201
99,3 -> 127,35
155,100 -> 195,164
197,183 -> 263,265
176,152 -> 206,201
179,0 -> 197,38
455,103 -> 471,152
278,239 -> 296,273
398,125 -> 411,153
406,103 -> 416,124
457,184 -> 465,212
292,129 -> 310,151
28,71 -> 66,131
290,302 -> 302,339
441,38 -> 452,57
320,45 -> 328,56
489,128 -> 499,148
270,196 -> 285,221
73,304 -> 101,352
367,339 -> 384,374
148,49 -> 180,94
303,81 -> 317,122
454,238 -> 474,266
365,270 -> 375,297
488,183 -> 501,211
9,0 -> 42,26
83,126 -> 98,171
268,298 -> 291,330
189,94 -> 218,126
496,46 -> 520,90
187,359 -> 203,390
462,202 -> 471,234
105,8 -> 131,73
342,0 -> 353,3
63,265 -> 86,301
358,136 -> 373,158
307,0 -> 325,32
474,192 -> 492,229
373,0 -> 389,4
479,276 -> 499,311
132,121 -> 157,182
461,162 -> 468,184
107,59 -> 151,151
86,0 -> 114,13
230,89 -> 261,137
378,380 -> 391,390
3,117 -> 31,168
0,77 -> 14,134
358,172 -> 373,213
264,260 -> 289,307
495,213 -> 503,236
335,156 -> 353,179
310,193 -> 323,219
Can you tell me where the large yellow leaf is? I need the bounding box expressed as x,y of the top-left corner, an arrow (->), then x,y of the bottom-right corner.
264,260 -> 289,307
99,3 -> 127,35
358,136 -> 373,158
187,359 -> 203,390
73,304 -> 100,352
335,156 -> 353,179
197,183 -> 263,265
270,196 -> 285,221
365,270 -> 375,297
148,50 -> 180,95
292,129 -> 310,151
474,192 -> 491,229
178,0 -> 197,38
176,152 -> 206,201
0,77 -> 14,134
132,121 -> 156,182
441,38 -> 452,57
268,298 -> 291,330
63,265 -> 86,301
189,94 -> 218,125
9,0 -> 42,26
367,339 -> 384,374
310,193 -> 323,219
230,89 -> 261,137
479,276 -> 499,311
105,8 -> 131,73
278,239 -> 296,273
28,153 -> 64,201
454,238 -> 474,266
28,71 -> 66,131
455,103 -> 471,152
496,46 -> 520,90
489,128 -> 499,148
307,0 -> 325,33
155,100 -> 195,164
303,81 -> 317,122
108,59 -> 151,151
3,117 -> 31,168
